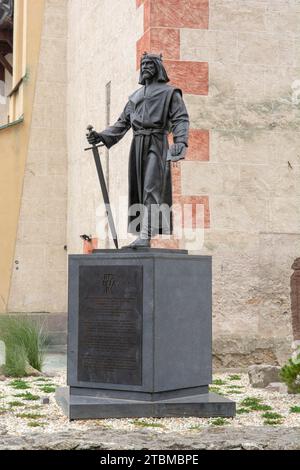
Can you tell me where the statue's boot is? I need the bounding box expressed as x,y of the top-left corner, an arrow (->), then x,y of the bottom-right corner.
123,204 -> 152,249
127,236 -> 150,249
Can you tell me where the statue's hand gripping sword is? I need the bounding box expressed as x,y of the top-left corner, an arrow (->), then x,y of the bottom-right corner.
84,125 -> 119,249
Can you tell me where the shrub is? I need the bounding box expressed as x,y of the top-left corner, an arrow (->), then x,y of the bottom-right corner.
0,315 -> 47,377
280,351 -> 300,394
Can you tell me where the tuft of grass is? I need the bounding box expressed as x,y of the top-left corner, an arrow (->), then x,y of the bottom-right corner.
236,408 -> 251,414
262,412 -> 283,420
16,413 -> 44,420
27,421 -> 45,428
263,418 -> 283,426
0,316 -> 47,377
38,385 -> 56,393
290,406 -> 300,413
209,386 -> 225,395
14,392 -> 40,401
2,345 -> 27,377
33,378 -> 49,383
226,385 -> 244,390
262,412 -> 284,426
210,418 -> 228,426
240,397 -> 272,411
8,401 -> 25,407
9,379 -> 30,390
212,379 -> 226,386
251,404 -> 273,411
132,419 -> 164,428
228,374 -> 241,381
189,425 -> 202,431
0,407 -> 7,415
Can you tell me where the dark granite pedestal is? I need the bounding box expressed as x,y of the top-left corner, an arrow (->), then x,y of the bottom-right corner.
56,248 -> 235,420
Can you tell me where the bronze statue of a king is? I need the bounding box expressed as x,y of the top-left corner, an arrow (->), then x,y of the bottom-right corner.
87,52 -> 190,248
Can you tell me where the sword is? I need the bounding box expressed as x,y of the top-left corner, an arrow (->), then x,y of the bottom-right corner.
84,125 -> 119,249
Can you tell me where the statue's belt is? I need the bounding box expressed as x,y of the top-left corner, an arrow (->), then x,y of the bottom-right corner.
133,129 -> 168,136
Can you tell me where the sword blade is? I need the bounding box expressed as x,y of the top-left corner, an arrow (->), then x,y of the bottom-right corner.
91,145 -> 119,249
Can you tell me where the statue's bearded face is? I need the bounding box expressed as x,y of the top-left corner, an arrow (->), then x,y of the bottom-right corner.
141,58 -> 157,81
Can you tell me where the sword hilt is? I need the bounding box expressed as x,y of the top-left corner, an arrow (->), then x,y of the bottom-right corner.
85,124 -> 105,151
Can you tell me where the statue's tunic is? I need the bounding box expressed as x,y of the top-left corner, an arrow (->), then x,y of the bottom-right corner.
99,81 -> 189,234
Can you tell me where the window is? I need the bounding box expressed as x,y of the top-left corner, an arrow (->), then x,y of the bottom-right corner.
0,0 -> 26,125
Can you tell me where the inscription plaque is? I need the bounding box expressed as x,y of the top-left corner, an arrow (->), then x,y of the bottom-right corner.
77,265 -> 143,385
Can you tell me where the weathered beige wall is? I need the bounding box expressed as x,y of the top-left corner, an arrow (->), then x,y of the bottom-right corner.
180,0 -> 300,365
67,0 -> 143,253
8,0 -> 68,313
0,0 -> 45,313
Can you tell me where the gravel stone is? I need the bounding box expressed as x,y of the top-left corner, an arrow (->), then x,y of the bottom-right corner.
0,371 -> 299,449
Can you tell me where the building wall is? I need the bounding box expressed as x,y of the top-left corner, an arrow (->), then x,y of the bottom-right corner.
0,0 -> 45,313
181,0 -> 300,365
8,0 -> 68,313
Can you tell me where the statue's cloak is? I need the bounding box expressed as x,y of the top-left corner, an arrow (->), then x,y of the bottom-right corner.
99,81 -> 189,235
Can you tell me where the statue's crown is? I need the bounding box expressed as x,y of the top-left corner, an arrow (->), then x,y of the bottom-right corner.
142,51 -> 163,61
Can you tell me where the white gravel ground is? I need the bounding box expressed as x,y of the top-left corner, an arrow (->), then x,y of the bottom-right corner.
0,372 -> 300,435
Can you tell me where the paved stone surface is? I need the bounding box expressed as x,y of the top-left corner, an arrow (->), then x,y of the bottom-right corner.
0,426 -> 300,450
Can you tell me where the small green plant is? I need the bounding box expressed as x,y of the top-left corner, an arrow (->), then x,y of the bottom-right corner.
262,412 -> 283,420
209,386 -> 225,395
252,404 -> 272,411
228,374 -> 241,381
263,415 -> 284,426
236,408 -> 251,414
240,397 -> 272,411
211,418 -> 228,426
212,379 -> 226,386
27,421 -> 45,427
14,392 -> 40,401
38,385 -> 56,393
0,407 -> 7,415
33,378 -> 49,382
8,401 -> 25,407
9,379 -> 30,390
189,425 -> 202,431
16,413 -> 43,419
280,352 -> 300,394
226,385 -> 243,390
263,419 -> 282,425
0,316 -> 47,377
240,397 -> 260,407
132,419 -> 164,428
290,406 -> 300,413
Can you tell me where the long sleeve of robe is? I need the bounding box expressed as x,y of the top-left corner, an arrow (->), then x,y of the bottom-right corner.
168,90 -> 189,146
99,101 -> 132,149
